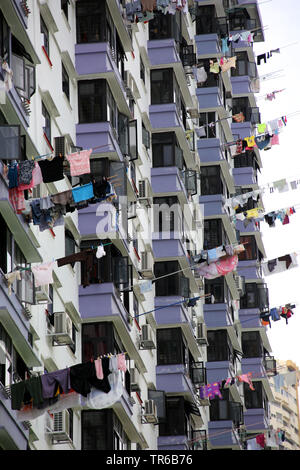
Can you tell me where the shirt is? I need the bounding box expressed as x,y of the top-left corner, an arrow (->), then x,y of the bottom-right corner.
31,261 -> 55,288
38,156 -> 64,183
66,149 -> 92,177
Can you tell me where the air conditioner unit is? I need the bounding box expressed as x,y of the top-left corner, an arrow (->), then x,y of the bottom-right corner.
47,312 -> 74,346
234,275 -> 245,295
138,179 -> 152,207
139,324 -> 156,350
140,251 -> 154,279
143,399 -> 158,424
35,284 -> 51,303
196,322 -> 208,346
130,368 -> 141,392
46,410 -> 72,443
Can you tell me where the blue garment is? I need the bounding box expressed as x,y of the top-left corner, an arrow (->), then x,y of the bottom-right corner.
255,134 -> 271,150
270,307 -> 281,322
30,199 -> 52,226
207,248 -> 218,264
72,183 -> 94,203
8,163 -> 18,188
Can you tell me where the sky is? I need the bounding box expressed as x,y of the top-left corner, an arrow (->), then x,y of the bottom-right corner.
251,0 -> 300,368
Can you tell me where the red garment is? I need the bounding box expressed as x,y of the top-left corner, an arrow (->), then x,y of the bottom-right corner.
215,255 -> 238,276
256,433 -> 265,448
9,187 -> 25,213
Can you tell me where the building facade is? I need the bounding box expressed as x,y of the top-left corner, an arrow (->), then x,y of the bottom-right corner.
269,360 -> 300,450
0,0 -> 278,451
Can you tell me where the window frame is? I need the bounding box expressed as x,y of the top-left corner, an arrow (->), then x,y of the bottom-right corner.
62,62 -> 70,101
150,68 -> 174,105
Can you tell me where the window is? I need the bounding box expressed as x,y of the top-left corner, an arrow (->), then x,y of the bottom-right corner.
205,278 -> 225,303
152,132 -> 183,169
76,0 -> 106,43
207,330 -> 231,362
42,102 -> 51,144
0,11 -> 9,61
149,10 -> 181,41
40,15 -> 49,57
210,389 -> 243,426
82,409 -> 113,450
244,382 -> 264,409
142,123 -> 150,149
239,235 -> 258,261
62,63 -> 70,101
198,112 -> 216,138
159,397 -> 187,436
65,230 -> 76,257
200,166 -> 223,195
233,149 -> 258,170
82,409 -> 130,450
154,261 -> 189,297
78,79 -> 107,123
61,0 -> 69,20
240,283 -> 269,311
203,219 -> 224,250
80,241 -> 132,291
151,69 -> 174,105
242,331 -> 263,358
157,328 -> 185,365
153,196 -> 182,234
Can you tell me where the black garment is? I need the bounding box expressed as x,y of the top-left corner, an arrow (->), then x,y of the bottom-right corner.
264,212 -> 276,227
267,259 -> 277,272
38,156 -> 64,183
56,249 -> 96,287
11,376 -> 44,410
278,254 -> 292,270
69,359 -> 111,397
257,53 -> 267,65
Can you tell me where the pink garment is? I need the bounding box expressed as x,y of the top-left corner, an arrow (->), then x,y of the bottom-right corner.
271,133 -> 279,145
195,261 -> 220,279
117,353 -> 127,372
237,373 -> 255,391
32,162 -> 44,186
66,149 -> 92,177
31,261 -> 54,287
215,255 -> 238,276
9,187 -> 25,214
94,358 -> 104,380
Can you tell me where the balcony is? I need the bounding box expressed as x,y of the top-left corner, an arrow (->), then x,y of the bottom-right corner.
79,283 -> 146,374
208,420 -> 242,449
237,259 -> 261,280
233,167 -> 258,187
154,298 -> 200,359
151,166 -> 196,202
199,194 -> 237,244
75,42 -> 130,117
0,391 -> 29,449
148,42 -> 194,109
156,364 -> 200,399
0,170 -> 42,264
2,2 -> 40,66
243,408 -> 268,433
0,269 -> 41,369
77,120 -> 127,161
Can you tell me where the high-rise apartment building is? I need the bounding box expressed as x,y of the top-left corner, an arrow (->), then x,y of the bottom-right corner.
269,360 -> 300,450
0,0 -> 278,451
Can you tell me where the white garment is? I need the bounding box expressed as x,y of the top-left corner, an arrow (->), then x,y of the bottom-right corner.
196,66 -> 208,84
96,245 -> 106,259
81,369 -> 123,410
262,253 -> 298,276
